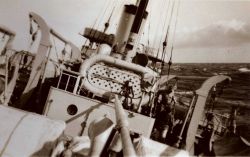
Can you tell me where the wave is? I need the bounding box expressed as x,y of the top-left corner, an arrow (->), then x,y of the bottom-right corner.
239,68 -> 250,73
214,134 -> 250,156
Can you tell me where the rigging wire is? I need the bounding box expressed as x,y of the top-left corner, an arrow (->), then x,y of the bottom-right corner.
91,0 -> 112,49
94,0 -> 117,48
161,0 -> 176,62
160,0 -> 176,76
104,6 -> 115,33
166,0 -> 181,78
80,0 -> 113,56
95,0 -> 113,31
151,1 -> 167,54
103,0 -> 120,33
84,0 -> 111,33
155,0 -> 171,59
80,0 -> 111,47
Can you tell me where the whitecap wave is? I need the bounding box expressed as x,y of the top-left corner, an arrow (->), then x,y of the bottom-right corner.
238,68 -> 250,73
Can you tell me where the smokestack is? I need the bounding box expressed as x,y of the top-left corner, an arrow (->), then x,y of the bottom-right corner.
130,0 -> 149,39
114,5 -> 137,55
125,0 -> 149,61
114,0 -> 148,58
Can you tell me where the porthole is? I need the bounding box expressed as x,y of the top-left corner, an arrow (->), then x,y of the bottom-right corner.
67,104 -> 78,116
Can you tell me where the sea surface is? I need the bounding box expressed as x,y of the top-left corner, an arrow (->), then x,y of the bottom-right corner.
162,63 -> 250,140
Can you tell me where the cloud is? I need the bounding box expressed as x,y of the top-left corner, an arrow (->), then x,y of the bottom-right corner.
175,20 -> 250,48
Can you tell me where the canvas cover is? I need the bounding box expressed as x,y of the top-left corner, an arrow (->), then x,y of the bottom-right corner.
0,106 -> 65,157
134,136 -> 189,157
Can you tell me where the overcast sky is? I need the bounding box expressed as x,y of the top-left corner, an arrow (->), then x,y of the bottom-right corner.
0,0 -> 250,63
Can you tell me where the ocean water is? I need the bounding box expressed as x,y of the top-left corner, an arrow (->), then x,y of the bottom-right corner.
162,63 -> 250,140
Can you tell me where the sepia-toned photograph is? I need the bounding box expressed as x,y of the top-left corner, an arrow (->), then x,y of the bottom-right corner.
0,0 -> 249,156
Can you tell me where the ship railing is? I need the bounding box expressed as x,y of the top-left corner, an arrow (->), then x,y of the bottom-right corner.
199,112 -> 229,136
57,68 -> 83,94
213,113 -> 229,135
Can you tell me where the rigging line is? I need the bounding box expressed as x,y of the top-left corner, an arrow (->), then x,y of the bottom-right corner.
103,0 -> 119,34
160,0 -> 176,73
93,0 -> 117,49
166,0 -> 181,78
104,5 -> 116,33
79,2 -> 104,48
161,0 -> 176,62
82,0 -> 111,48
160,0 -> 171,45
168,0 -> 181,63
151,1 -> 167,53
78,0 -> 102,36
157,2 -> 172,61
96,0 -> 113,30
160,7 -> 176,77
170,0 -> 181,48
92,0 -> 110,30
166,46 -> 173,77
96,2 -> 116,45
93,0 -> 114,49
156,0 -> 171,59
